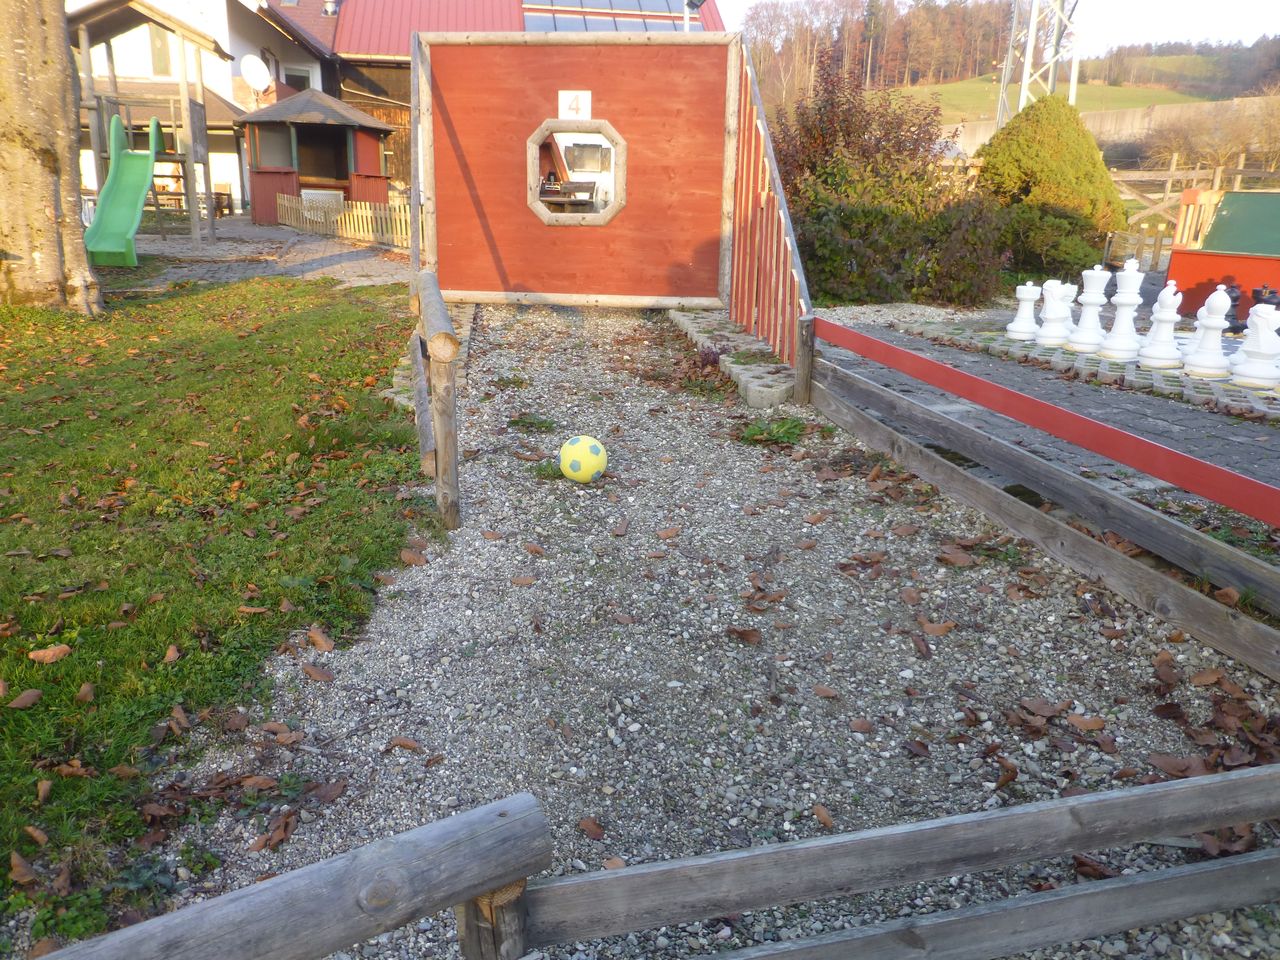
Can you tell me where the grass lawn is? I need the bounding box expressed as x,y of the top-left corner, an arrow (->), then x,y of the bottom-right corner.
902,73 -> 1207,124
0,278 -> 433,923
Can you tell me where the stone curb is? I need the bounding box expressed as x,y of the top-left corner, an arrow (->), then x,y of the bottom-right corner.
668,309 -> 794,408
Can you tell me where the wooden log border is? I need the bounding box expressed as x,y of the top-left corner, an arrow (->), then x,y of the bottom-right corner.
810,360 -> 1280,681
47,794 -> 551,960
522,765 -> 1280,946
812,355 -> 1280,618
719,848 -> 1280,960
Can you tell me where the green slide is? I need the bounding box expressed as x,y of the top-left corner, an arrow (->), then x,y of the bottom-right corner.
85,115 -> 161,268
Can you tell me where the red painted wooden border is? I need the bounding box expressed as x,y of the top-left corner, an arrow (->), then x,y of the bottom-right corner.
814,317 -> 1280,529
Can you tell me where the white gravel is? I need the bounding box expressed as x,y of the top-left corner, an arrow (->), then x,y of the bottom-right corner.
40,304 -> 1280,960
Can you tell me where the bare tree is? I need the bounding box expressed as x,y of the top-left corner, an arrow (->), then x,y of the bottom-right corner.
1,0 -> 101,313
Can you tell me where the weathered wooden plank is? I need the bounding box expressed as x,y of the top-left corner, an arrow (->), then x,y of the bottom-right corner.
792,315 -> 815,404
810,361 -> 1280,681
719,848 -> 1280,960
456,879 -> 529,960
523,765 -> 1280,946
408,35 -> 423,275
416,269 -> 461,363
717,36 -> 742,306
816,359 -> 1280,618
430,357 -> 461,531
50,794 -> 550,960
408,332 -> 436,478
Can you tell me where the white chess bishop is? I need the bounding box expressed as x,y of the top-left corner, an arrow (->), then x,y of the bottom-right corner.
1183,285 -> 1234,379
1099,259 -> 1144,361
1137,280 -> 1184,370
1231,303 -> 1280,389
1007,281 -> 1041,340
1066,265 -> 1109,353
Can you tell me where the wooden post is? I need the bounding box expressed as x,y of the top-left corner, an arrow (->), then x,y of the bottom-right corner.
1161,152 -> 1177,200
193,48 -> 216,240
430,356 -> 461,531
408,331 -> 436,478
1211,164 -> 1223,190
1233,152 -> 1246,191
79,26 -> 105,195
175,37 -> 200,244
455,879 -> 528,960
793,314 -> 815,405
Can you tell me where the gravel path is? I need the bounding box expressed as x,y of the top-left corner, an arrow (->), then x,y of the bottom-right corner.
140,305 -> 1280,959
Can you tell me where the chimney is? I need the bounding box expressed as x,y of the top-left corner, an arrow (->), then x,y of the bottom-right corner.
322,0 -> 338,15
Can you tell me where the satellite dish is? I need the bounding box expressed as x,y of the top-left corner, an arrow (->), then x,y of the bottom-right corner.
240,54 -> 271,94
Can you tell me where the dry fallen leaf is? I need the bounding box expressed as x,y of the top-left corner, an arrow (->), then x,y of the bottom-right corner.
236,605 -> 268,615
6,689 -> 42,710
1067,714 -> 1106,732
578,816 -> 606,840
727,626 -> 761,645
917,615 -> 957,637
240,775 -> 278,791
75,682 -> 94,703
308,780 -> 348,803
850,718 -> 873,734
23,826 -> 48,847
307,626 -> 334,652
1190,668 -> 1224,686
1148,753 -> 1210,779
52,863 -> 71,897
511,575 -> 536,587
524,542 -> 546,556
1213,586 -> 1241,607
813,684 -> 839,699
891,524 -> 919,537
108,765 -> 140,780
36,781 -> 51,804
9,851 -> 37,885
400,548 -> 427,566
28,644 -> 71,664
797,539 -> 817,550
602,856 -> 626,870
813,803 -> 834,829
385,735 -> 424,753
656,526 -> 682,540
900,587 -> 922,605
611,517 -> 630,537
302,663 -> 335,682
903,739 -> 931,758
163,645 -> 180,663
481,530 -> 503,541
28,938 -> 59,958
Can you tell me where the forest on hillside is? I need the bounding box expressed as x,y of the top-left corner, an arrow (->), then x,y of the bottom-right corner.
744,0 -> 1280,118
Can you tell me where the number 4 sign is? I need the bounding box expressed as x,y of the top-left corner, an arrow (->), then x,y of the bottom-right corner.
558,91 -> 592,120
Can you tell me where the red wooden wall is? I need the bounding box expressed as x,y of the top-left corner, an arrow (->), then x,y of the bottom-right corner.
250,168 -> 300,225
428,42 -> 728,300
1168,249 -> 1280,317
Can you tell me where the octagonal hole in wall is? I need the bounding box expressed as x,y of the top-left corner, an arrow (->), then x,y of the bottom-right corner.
527,119 -> 627,227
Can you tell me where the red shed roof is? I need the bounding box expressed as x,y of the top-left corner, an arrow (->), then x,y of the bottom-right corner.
331,0 -> 726,60
263,0 -> 340,57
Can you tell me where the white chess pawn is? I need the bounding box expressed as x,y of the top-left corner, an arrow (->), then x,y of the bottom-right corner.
1067,265 -> 1109,353
1181,305 -> 1205,357
1060,283 -> 1079,332
1138,280 -> 1184,369
1035,279 -> 1071,347
1232,304 -> 1280,389
1007,281 -> 1041,340
1099,258 -> 1144,361
1184,284 -> 1234,379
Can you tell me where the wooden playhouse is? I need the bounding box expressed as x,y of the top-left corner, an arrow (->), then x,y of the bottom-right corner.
1167,189 -> 1280,316
409,31 -> 809,359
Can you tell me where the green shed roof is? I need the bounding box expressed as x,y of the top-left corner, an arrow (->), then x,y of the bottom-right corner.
1202,192 -> 1280,257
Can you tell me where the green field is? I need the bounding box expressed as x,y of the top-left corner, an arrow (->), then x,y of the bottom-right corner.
902,73 -> 1207,124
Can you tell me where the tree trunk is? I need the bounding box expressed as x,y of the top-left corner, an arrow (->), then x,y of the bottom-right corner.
0,0 -> 102,313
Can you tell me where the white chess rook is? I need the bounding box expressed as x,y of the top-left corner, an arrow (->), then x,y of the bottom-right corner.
1035,279 -> 1072,347
1184,284 -> 1234,379
1138,280 -> 1184,370
1067,265 -> 1109,353
1099,258 -> 1144,361
1007,281 -> 1041,341
1231,303 -> 1280,389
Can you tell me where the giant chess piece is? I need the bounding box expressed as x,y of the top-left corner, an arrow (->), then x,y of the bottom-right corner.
1035,280 -> 1071,347
1099,258 -> 1144,361
1138,280 -> 1184,370
1006,281 -> 1041,340
1231,304 -> 1280,389
1184,284 -> 1233,379
1067,265 -> 1109,353
1060,283 -> 1079,333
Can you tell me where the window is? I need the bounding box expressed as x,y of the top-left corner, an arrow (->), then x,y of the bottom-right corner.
296,125 -> 348,180
283,69 -> 312,91
527,119 -> 626,226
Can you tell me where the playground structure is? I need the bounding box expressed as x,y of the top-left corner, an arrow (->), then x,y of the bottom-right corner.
83,115 -> 160,267
1168,189 -> 1280,317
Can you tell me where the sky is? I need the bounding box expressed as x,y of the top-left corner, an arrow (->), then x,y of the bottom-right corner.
714,0 -> 1275,59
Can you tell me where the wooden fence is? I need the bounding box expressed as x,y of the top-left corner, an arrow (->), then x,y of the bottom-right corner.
728,49 -> 810,366
1110,159 -> 1280,224
44,766 -> 1280,960
276,194 -> 425,250
408,269 -> 461,530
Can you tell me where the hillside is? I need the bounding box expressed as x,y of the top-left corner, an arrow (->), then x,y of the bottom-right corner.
901,73 -> 1208,124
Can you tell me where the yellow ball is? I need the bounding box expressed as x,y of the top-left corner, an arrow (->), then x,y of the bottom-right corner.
559,435 -> 607,483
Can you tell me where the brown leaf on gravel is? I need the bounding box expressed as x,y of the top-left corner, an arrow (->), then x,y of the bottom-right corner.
52,863 -> 71,897
9,851 -> 37,885
1223,745 -> 1255,767
307,626 -> 334,652
1213,586 -> 1241,607
308,780 -> 348,803
23,826 -> 48,847
900,587 -> 922,605
524,542 -> 546,556
6,689 -> 42,709
867,463 -> 883,482
261,721 -> 290,735
400,549 -> 427,566
511,575 -> 536,587
1190,668 -> 1224,686
917,616 -> 956,637
813,684 -> 839,699
302,663 -> 334,682
1152,650 -> 1183,688
240,776 -> 278,791
611,517 -> 630,537
424,753 -> 445,768
1093,733 -> 1118,754
656,526 -> 682,540
1148,753 -> 1210,778
36,781 -> 51,804
912,635 -> 933,660
163,644 -> 180,663
937,545 -> 975,567
850,718 -> 874,734
602,856 -> 626,870
813,804 -> 835,829
75,682 -> 94,703
727,626 -> 761,645
613,612 -> 635,625
797,539 -> 817,550
385,736 -> 423,753
578,816 -> 606,840
481,530 -> 503,541
1113,767 -> 1140,780
250,810 -> 298,851
804,512 -> 829,525
1152,701 -> 1187,722
108,765 -> 140,780
1067,714 -> 1106,732
1072,854 -> 1119,880
1019,697 -> 1070,718
28,644 -> 71,664
995,767 -> 1018,790
903,739 -> 931,758
891,524 -> 919,537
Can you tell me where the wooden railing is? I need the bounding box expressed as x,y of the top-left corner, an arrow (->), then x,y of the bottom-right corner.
728,49 -> 810,369
45,767 -> 1280,960
409,269 -> 461,530
276,194 -> 426,250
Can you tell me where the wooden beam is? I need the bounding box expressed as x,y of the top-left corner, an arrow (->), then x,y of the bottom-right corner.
719,849 -> 1280,960
79,26 -> 106,194
175,36 -> 200,244
430,357 -> 461,531
523,765 -> 1280,946
814,360 -> 1280,618
809,360 -> 1280,681
415,270 -> 460,362
792,315 -> 815,405
717,36 -> 742,306
408,332 -> 436,478
193,47 -> 216,241
456,879 -> 529,960
49,794 -> 551,960
440,290 -> 724,311
408,33 -> 423,277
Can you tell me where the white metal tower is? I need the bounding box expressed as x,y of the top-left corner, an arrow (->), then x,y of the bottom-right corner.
996,0 -> 1081,128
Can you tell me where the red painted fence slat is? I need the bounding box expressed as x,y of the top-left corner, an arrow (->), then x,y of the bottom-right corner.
813,318 -> 1280,529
